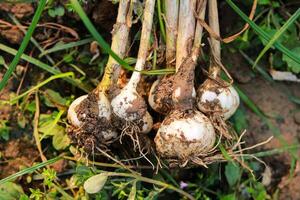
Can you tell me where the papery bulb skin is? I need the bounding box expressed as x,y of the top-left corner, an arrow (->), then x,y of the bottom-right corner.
97,92 -> 112,120
111,86 -> 147,121
68,95 -> 88,127
154,110 -> 216,159
148,79 -> 160,113
140,112 -> 153,134
197,79 -> 240,120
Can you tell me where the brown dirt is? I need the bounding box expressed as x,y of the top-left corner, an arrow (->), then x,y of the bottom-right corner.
222,50 -> 300,198
0,3 -> 34,19
67,92 -> 117,153
0,74 -> 13,121
151,75 -> 174,114
0,138 -> 39,179
172,57 -> 196,110
232,74 -> 300,198
125,95 -> 147,120
151,56 -> 197,114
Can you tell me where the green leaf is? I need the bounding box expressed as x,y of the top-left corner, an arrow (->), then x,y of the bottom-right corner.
0,121 -> 10,141
0,43 -> 91,92
226,0 -> 300,66
225,162 -> 240,186
48,6 -> 65,17
232,108 -> 248,133
39,38 -> 93,58
283,47 -> 300,73
84,173 -> 108,194
10,72 -> 75,105
0,56 -> 5,65
43,89 -> 68,109
0,182 -> 24,200
52,126 -> 70,150
220,194 -> 236,200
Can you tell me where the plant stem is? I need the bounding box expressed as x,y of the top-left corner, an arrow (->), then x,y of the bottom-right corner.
127,0 -> 156,89
176,0 -> 196,71
208,0 -> 221,78
193,0 -> 207,50
157,0 -> 166,42
96,0 -> 131,92
165,0 -> 179,68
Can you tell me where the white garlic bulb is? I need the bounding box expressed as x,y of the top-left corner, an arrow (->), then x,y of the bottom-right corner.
155,110 -> 216,159
197,80 -> 240,120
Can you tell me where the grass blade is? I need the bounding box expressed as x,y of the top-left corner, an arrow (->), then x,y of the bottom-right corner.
0,0 -> 47,91
0,43 -> 92,92
70,0 -> 174,75
39,38 -> 94,58
0,156 -> 62,185
9,14 -> 55,65
157,0 -> 166,42
239,50 -> 273,82
253,9 -> 300,68
10,72 -> 74,104
226,0 -> 300,66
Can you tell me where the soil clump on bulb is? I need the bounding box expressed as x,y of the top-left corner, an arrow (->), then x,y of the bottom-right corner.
67,93 -> 116,153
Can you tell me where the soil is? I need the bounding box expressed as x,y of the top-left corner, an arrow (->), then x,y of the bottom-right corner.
68,92 -> 117,153
0,138 -> 39,179
224,52 -> 300,199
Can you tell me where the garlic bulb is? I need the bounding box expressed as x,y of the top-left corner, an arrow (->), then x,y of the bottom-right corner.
68,95 -> 88,127
67,92 -> 112,127
196,0 -> 239,120
155,110 -> 216,159
67,92 -> 118,140
148,79 -> 196,114
197,79 -> 240,120
111,84 -> 146,121
140,112 -> 153,134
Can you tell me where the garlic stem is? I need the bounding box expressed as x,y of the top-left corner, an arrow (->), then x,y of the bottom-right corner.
208,0 -> 221,78
127,0 -> 155,90
165,0 -> 179,68
96,0 -> 131,92
193,0 -> 207,50
176,0 -> 196,71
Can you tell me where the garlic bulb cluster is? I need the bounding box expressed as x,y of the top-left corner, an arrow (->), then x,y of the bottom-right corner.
155,110 -> 215,159
197,79 -> 240,120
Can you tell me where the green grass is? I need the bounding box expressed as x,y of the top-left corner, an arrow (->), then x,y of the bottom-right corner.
0,0 -> 47,91
226,0 -> 300,66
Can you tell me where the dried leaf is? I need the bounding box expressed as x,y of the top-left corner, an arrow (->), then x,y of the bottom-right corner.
270,69 -> 300,82
84,173 -> 108,194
